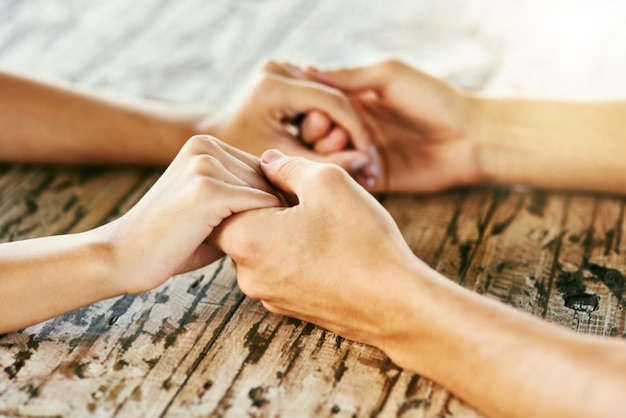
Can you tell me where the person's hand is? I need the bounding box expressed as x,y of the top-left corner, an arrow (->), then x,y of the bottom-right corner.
211,150 -> 420,347
257,61 -> 366,157
301,59 -> 482,193
203,61 -> 379,184
103,135 -> 281,294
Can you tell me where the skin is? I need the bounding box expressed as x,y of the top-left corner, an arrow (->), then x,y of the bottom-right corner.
208,61 -> 378,178
215,150 -> 626,418
4,57 -> 626,416
0,135 -> 283,334
0,62 -> 378,333
214,60 -> 626,417
0,64 -> 376,178
302,59 -> 626,194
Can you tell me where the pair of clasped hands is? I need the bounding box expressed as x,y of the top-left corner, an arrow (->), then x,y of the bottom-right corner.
109,59 -> 476,348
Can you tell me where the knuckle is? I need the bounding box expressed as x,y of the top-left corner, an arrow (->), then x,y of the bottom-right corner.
189,154 -> 220,174
187,134 -> 212,148
261,301 -> 285,316
250,74 -> 280,102
382,58 -> 405,72
312,163 -> 348,189
185,134 -> 219,154
255,73 -> 279,92
229,233 -> 263,266
260,59 -> 280,73
236,272 -> 263,300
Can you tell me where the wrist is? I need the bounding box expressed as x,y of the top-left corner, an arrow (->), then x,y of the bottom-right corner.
72,227 -> 124,300
469,98 -> 626,194
80,221 -> 129,298
465,96 -> 509,186
155,109 -> 209,163
91,220 -> 142,296
466,96 -> 553,188
372,257 -> 460,370
376,259 -> 506,380
193,111 -> 230,140
374,260 -> 444,372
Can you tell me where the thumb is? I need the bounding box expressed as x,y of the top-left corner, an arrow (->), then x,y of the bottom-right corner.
279,137 -> 370,175
260,149 -> 321,196
278,138 -> 378,189
303,62 -> 391,93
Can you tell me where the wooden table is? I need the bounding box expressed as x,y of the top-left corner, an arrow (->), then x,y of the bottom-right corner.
2,1 -> 626,416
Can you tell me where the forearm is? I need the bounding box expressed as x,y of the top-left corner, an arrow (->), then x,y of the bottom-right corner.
384,262 -> 626,418
0,71 -> 208,165
0,227 -> 122,333
473,98 -> 626,194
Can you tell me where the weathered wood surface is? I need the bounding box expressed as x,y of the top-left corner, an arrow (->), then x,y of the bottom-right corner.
2,0 -> 626,416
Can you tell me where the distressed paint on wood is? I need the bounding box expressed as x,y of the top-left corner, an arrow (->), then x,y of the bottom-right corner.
2,0 -> 626,417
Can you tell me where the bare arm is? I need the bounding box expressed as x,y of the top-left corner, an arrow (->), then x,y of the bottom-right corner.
216,151 -> 626,418
388,261 -> 626,418
0,136 -> 280,334
0,230 -> 119,333
474,99 -> 626,195
0,66 -> 375,176
0,61 -> 381,333
0,71 -> 197,164
304,60 -> 626,195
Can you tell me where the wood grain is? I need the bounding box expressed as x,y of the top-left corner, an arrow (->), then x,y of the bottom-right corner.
2,0 -> 626,416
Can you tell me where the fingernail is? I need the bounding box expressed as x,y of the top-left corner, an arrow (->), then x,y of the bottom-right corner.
369,163 -> 380,179
368,146 -> 380,178
350,155 -> 370,172
261,149 -> 284,164
366,177 -> 376,188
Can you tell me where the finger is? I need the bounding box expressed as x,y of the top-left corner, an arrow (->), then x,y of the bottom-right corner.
277,136 -> 370,175
299,110 -> 333,145
196,136 -> 279,197
188,135 -> 264,178
215,152 -> 276,196
212,139 -> 291,205
261,60 -> 305,79
268,75 -> 381,185
323,150 -> 371,175
260,149 -> 349,197
267,74 -> 371,153
279,61 -> 307,77
312,126 -> 349,154
217,182 -> 282,216
185,136 -> 282,204
195,155 -> 258,189
210,137 -> 263,174
303,60 -> 396,93
188,177 -> 281,238
208,206 -> 277,260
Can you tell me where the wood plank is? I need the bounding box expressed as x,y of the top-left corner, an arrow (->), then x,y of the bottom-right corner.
384,192 -> 465,264
3,0 -> 626,417
547,195 -> 626,335
0,167 -> 151,242
460,190 -> 567,317
0,259 -> 242,417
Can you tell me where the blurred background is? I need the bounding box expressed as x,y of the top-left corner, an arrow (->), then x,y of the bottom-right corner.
2,2 -> 626,416
2,0 -> 626,112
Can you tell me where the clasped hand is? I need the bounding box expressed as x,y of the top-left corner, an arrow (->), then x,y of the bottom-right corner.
105,132 -> 418,352
107,58 -> 485,350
